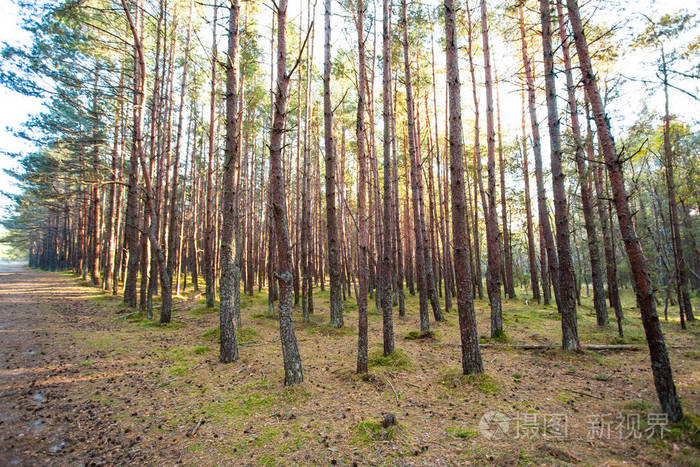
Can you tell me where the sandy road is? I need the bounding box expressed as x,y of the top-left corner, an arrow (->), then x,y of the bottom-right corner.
0,264 -> 147,465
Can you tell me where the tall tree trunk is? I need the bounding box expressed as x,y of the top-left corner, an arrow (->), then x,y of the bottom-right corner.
204,5 -> 218,309
380,0 -> 395,355
402,0 -> 430,333
466,1 -> 483,300
556,0 -> 607,326
519,5 -> 561,310
323,0 -> 344,328
90,71 -> 102,287
121,0 -> 172,325
495,68 -> 515,299
445,0 -> 483,374
521,88 -> 540,303
480,0 -> 503,337
122,0 -> 142,308
269,0 -> 304,386
167,0 -> 193,307
540,0 -> 578,350
567,0 -> 682,422
391,76 -> 406,317
661,49 -> 694,324
218,0 -> 241,363
355,0 -> 370,374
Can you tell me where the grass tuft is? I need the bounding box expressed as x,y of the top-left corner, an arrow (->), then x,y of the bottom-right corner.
403,330 -> 440,341
441,368 -> 500,394
369,347 -> 412,371
351,419 -> 397,444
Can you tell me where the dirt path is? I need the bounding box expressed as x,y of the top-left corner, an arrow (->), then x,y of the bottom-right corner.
0,265 -> 150,465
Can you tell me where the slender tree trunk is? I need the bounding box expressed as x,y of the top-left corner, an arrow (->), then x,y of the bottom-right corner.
204,5 -> 218,309
540,0 -> 578,350
521,88 -> 540,303
519,5 -> 561,310
402,0 -> 430,333
445,0 -> 483,374
269,0 -> 304,385
495,68 -> 515,299
167,0 -> 193,304
466,1 -> 483,300
323,0 -> 343,328
218,0 -> 241,363
567,0 -> 682,421
122,0 -> 142,308
355,0 -> 370,374
661,50 -> 694,324
380,0 -> 395,355
480,0 -> 503,337
556,0 -> 607,326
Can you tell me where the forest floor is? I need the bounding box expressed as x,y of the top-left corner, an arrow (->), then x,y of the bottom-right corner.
0,265 -> 698,466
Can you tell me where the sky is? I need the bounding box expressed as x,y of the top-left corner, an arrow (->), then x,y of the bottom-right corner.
0,0 -> 697,227
0,0 -> 43,221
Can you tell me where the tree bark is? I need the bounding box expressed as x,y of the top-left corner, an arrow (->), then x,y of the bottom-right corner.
521,88 -> 540,303
540,0 -> 578,350
480,0 -> 503,337
380,0 -> 395,355
519,5 -> 561,311
204,4 -> 218,309
556,0 -> 607,326
567,0 -> 682,422
355,0 -> 370,373
269,0 -> 304,386
218,0 -> 241,363
324,0 -> 344,329
402,0 -> 430,333
445,0 -> 483,374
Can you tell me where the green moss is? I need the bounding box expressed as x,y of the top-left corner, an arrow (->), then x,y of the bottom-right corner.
594,374 -> 611,381
369,347 -> 412,371
403,330 -> 440,341
238,326 -> 258,343
441,368 -> 500,394
624,399 -> 652,412
305,323 -> 355,337
202,326 -> 257,344
205,391 -> 276,419
447,427 -> 478,439
189,305 -> 216,317
351,420 -> 396,444
194,346 -> 211,355
202,327 -> 219,339
667,413 -> 700,448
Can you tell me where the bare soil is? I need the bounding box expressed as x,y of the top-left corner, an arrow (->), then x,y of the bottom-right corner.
0,265 -> 698,466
